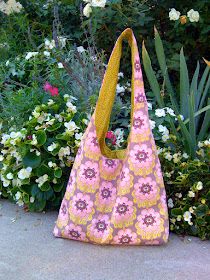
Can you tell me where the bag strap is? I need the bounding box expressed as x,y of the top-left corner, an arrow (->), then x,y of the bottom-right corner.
95,28 -> 142,159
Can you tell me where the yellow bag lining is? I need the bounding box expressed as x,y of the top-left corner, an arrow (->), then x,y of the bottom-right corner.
95,28 -> 138,160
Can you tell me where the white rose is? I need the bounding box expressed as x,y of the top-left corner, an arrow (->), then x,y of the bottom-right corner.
187,9 -> 200,22
91,0 -> 106,8
83,3 -> 92,17
169,8 -> 180,21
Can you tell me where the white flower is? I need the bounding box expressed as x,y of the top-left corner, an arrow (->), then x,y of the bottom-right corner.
82,119 -> 89,125
147,103 -> 152,110
83,3 -> 92,17
48,161 -> 57,168
165,107 -> 175,116
15,191 -> 22,200
55,114 -> 63,122
169,8 -> 180,21
58,62 -> 64,68
175,193 -> 182,198
173,153 -> 181,163
66,102 -> 77,113
44,39 -> 55,50
177,215 -> 182,221
168,198 -> 174,208
18,167 -> 32,180
164,152 -> 172,161
64,121 -> 79,133
158,125 -> 169,135
188,191 -> 195,198
25,52 -> 39,60
77,46 -> 85,53
116,84 -> 125,93
91,0 -> 106,8
30,196 -> 35,203
162,134 -> 170,142
149,120 -> 156,130
1,0 -> 23,15
47,142 -> 57,152
75,133 -> 83,140
6,173 -> 13,180
58,147 -> 70,158
5,60 -> 10,66
0,155 -> 4,161
58,36 -> 67,48
183,211 -> 192,223
196,181 -> 203,191
182,152 -> 189,159
118,72 -> 124,79
31,134 -> 38,145
155,108 -> 166,117
43,51 -> 50,57
36,174 -> 48,188
47,99 -> 54,106
187,9 -> 200,22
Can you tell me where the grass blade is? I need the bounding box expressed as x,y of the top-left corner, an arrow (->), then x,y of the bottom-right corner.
198,98 -> 210,141
180,48 -> 190,119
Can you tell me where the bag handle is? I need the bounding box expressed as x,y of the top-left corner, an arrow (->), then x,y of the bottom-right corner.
95,28 -> 142,159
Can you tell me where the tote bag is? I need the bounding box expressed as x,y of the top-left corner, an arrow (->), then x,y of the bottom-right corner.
53,28 -> 169,245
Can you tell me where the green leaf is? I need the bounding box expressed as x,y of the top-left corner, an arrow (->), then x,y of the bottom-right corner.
40,182 -> 51,192
46,122 -> 62,132
198,65 -> 210,108
154,27 -> 179,113
142,41 -> 164,107
199,74 -> 210,110
180,48 -> 190,118
190,61 -> 200,111
195,204 -> 208,217
22,152 -> 41,168
28,199 -> 46,212
36,130 -> 47,146
54,168 -> 62,178
189,92 -> 196,156
198,99 -> 210,141
53,182 -> 64,192
171,208 -> 182,216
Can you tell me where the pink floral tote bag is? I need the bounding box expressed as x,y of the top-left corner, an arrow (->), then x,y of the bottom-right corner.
53,28 -> 169,245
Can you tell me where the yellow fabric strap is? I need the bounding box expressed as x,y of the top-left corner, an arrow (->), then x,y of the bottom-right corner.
95,28 -> 138,159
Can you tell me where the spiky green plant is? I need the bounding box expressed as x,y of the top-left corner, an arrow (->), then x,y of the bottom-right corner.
142,27 -> 210,158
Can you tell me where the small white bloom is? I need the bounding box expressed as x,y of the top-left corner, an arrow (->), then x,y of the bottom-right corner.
25,52 -> 39,60
58,62 -> 64,68
18,167 -> 32,180
43,51 -> 50,57
6,173 -> 13,180
58,147 -> 70,158
58,36 -> 67,48
0,155 -> 4,161
83,3 -> 92,17
77,46 -> 85,53
15,191 -> 22,200
82,119 -> 89,125
6,60 -> 10,66
158,125 -> 169,135
116,84 -> 125,94
44,39 -> 55,50
164,152 -> 172,161
189,207 -> 194,214
47,142 -> 57,152
30,196 -> 35,203
91,0 -> 106,8
66,102 -> 77,113
188,191 -> 195,198
47,99 -> 54,106
165,107 -> 175,116
64,121 -> 79,133
147,103 -> 152,110
187,9 -> 200,22
196,181 -> 203,191
149,120 -> 156,130
118,72 -> 124,79
48,161 -> 57,168
155,108 -> 166,117
177,215 -> 182,221
75,132 -> 83,140
182,152 -> 189,159
36,174 -> 49,188
183,211 -> 192,222
168,198 -> 174,208
31,134 -> 38,145
169,8 -> 180,21
162,134 -> 170,142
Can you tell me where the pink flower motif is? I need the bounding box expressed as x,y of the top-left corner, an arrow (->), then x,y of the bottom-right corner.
101,157 -> 120,173
64,223 -> 86,241
85,132 -> 100,153
79,161 -> 99,185
137,208 -> 161,232
135,91 -> 145,104
155,163 -> 162,178
113,197 -> 134,223
71,192 -> 93,218
89,214 -> 111,239
59,199 -> 69,221
66,170 -> 76,193
132,111 -> 149,133
98,181 -> 116,205
113,229 -> 138,245
134,177 -> 157,201
119,167 -> 131,187
130,144 -> 152,167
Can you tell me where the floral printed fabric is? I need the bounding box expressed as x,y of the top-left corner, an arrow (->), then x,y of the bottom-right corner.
53,29 -> 169,245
